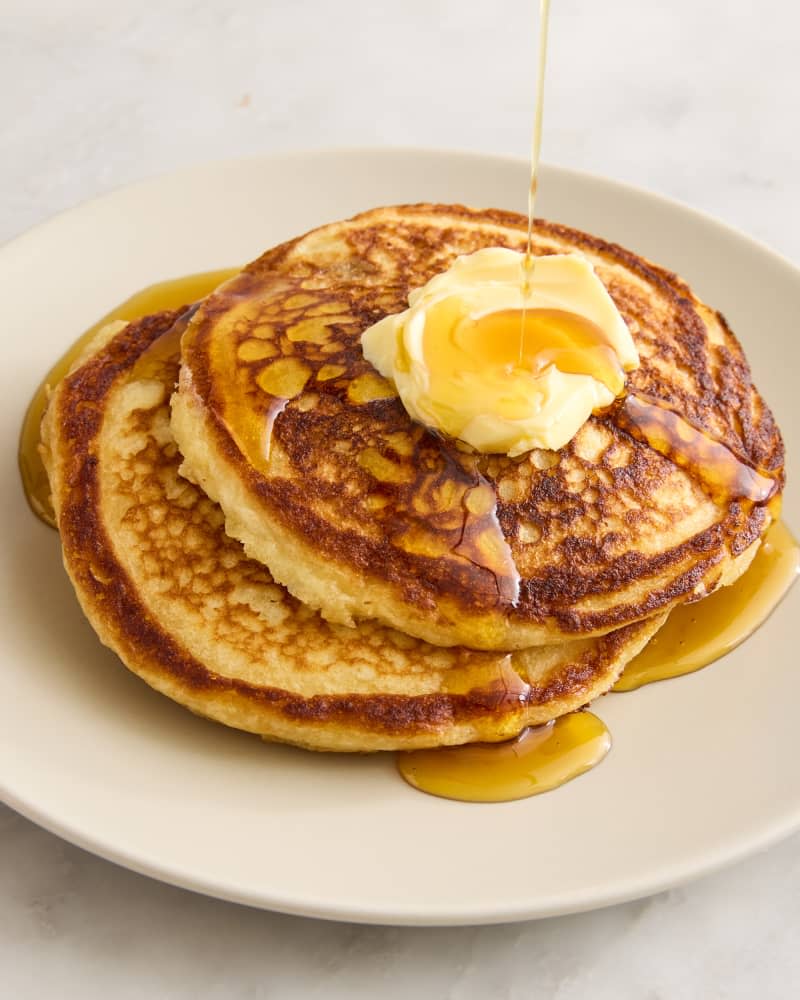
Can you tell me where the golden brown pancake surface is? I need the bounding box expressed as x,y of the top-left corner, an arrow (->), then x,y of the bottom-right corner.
41,311 -> 663,752
171,204 -> 783,650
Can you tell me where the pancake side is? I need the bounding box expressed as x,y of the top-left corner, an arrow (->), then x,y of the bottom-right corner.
172,204 -> 783,650
41,311 -> 664,752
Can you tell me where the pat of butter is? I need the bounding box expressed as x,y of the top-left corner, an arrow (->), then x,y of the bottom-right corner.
361,248 -> 639,455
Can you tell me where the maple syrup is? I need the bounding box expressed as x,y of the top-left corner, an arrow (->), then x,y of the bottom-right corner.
128,302 -> 206,383
451,475 -> 521,605
18,267 -> 239,526
423,302 -> 626,406
386,442 -> 521,607
522,0 -> 552,300
396,711 -> 610,803
440,654 -> 531,707
614,519 -> 799,691
617,394 -> 778,503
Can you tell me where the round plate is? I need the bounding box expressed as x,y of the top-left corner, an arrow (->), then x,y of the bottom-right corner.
1,150 -> 798,926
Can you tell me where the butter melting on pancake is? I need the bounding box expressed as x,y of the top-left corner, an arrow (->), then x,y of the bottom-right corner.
171,204 -> 784,651
361,248 -> 639,455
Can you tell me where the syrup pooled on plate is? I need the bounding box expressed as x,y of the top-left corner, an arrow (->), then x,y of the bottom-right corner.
397,711 -> 610,804
19,267 -> 239,527
614,519 -> 800,691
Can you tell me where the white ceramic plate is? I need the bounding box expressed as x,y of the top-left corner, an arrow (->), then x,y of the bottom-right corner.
1,150 -> 798,926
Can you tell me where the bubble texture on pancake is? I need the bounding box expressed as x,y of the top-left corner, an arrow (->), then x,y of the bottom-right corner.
41,312 -> 664,751
172,205 -> 783,650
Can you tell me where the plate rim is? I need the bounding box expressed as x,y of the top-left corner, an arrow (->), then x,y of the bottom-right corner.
3,776 -> 800,926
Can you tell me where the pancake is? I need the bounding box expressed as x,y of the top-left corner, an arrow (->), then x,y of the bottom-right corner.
40,310 -> 664,752
171,203 -> 784,651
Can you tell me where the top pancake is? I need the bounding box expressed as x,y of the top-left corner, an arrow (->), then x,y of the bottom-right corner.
171,204 -> 784,650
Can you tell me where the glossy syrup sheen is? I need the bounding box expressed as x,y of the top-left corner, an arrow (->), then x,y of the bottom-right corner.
617,395 -> 778,503
361,440 -> 521,606
440,654 -> 531,705
614,519 -> 800,691
19,267 -> 239,526
396,711 -> 610,803
422,300 -> 626,414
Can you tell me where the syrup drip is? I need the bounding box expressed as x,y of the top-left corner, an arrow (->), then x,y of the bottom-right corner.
614,519 -> 799,691
19,267 -> 239,527
221,345 -> 312,473
388,444 -> 521,607
396,711 -> 610,803
451,479 -> 520,605
441,654 -> 531,707
616,395 -> 778,503
129,302 -> 201,382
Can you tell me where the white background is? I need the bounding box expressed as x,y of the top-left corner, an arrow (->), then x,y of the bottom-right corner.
2,1 -> 799,996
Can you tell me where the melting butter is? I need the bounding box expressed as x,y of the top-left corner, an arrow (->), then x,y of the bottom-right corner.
361,249 -> 638,455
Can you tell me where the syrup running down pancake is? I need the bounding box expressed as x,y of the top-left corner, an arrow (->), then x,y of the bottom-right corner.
171,204 -> 783,651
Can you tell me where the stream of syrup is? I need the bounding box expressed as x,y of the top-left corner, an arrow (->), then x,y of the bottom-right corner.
518,0 -> 552,372
521,0 -> 552,306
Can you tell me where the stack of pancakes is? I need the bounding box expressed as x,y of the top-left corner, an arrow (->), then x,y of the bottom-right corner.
41,205 -> 784,751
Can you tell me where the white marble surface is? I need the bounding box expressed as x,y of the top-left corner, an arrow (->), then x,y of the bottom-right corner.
2,0 -> 799,995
